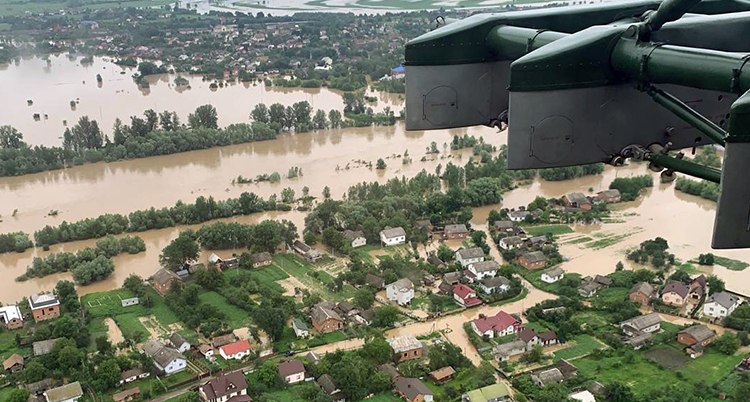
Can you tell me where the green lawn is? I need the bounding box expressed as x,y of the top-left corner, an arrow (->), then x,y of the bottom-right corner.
273,254 -> 354,300
553,335 -> 606,362
225,264 -> 288,294
0,328 -> 31,361
198,291 -> 250,329
308,330 -> 346,348
569,311 -> 616,335
713,256 -> 749,271
0,0 -> 173,16
523,225 -> 573,236
82,287 -> 181,340
678,349 -> 746,384
0,387 -> 18,401
516,267 -> 581,295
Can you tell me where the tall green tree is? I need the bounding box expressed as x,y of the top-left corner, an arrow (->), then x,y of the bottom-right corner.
188,104 -> 219,129
159,230 -> 199,271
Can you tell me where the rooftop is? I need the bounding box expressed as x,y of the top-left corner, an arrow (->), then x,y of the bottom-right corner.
621,312 -> 662,331
388,335 -> 423,353
0,305 -> 22,322
45,382 -> 83,402
471,260 -> 500,273
202,371 -> 248,401
250,251 -> 273,264
679,325 -> 715,343
278,360 -> 305,377
707,291 -> 739,310
312,301 -> 344,324
464,383 -> 510,402
29,293 -> 60,310
456,247 -> 484,260
388,278 -> 414,292
472,311 -> 519,334
381,227 -> 406,239
544,267 -> 564,277
522,251 -> 546,263
395,377 -> 432,400
663,281 -> 690,298
220,340 -> 251,356
444,224 -> 469,234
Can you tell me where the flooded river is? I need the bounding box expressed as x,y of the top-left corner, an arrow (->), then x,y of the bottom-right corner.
0,55 -> 401,146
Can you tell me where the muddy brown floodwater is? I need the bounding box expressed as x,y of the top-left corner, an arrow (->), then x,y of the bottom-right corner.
0,55 -> 402,146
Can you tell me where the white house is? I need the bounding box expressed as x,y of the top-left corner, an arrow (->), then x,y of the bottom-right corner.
479,276 -> 510,294
219,340 -> 252,360
704,291 -> 741,319
343,230 -> 367,248
541,267 -> 565,284
471,311 -> 520,338
499,236 -> 524,250
292,318 -> 310,338
508,210 -> 530,222
44,382 -> 83,402
468,260 -> 499,281
455,247 -> 485,268
278,360 -> 306,384
120,368 -> 150,386
386,278 -> 414,305
0,305 -> 23,329
569,390 -> 597,402
619,313 -> 662,336
208,253 -> 223,265
169,333 -> 191,353
143,341 -> 186,374
380,227 -> 406,246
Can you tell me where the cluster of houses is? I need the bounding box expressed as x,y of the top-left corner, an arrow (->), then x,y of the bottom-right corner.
308,300 -> 376,334
0,292 -> 62,333
578,275 -> 613,298
561,190 -> 622,211
491,220 -> 552,270
626,274 -> 743,319
617,312 -> 718,357
0,353 -> 84,402
465,310 -> 561,362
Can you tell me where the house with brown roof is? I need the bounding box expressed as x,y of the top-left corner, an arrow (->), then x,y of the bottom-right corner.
596,189 -> 621,203
113,387 -> 141,402
311,301 -> 345,333
394,377 -> 434,402
199,371 -> 249,402
293,240 -> 323,262
212,334 -> 236,349
518,251 -> 546,270
556,359 -> 579,380
119,367 -> 149,386
678,325 -> 716,358
3,353 -> 24,373
519,328 -> 558,349
278,360 -> 306,384
629,282 -> 656,304
688,275 -> 708,302
27,379 -> 56,396
366,273 -> 385,289
377,363 -> 401,383
429,367 -> 455,383
250,252 -> 273,268
151,268 -> 182,296
444,224 -> 469,239
562,193 -> 592,210
661,281 -> 690,307
343,230 -> 367,248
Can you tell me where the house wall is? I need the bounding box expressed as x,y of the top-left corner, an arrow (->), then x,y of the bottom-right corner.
395,347 -> 422,362
154,280 -> 174,296
3,318 -> 23,330
468,267 -> 496,281
313,318 -> 344,334
662,293 -> 685,306
32,305 -> 60,322
285,372 -> 305,384
351,237 -> 367,248
163,359 -> 187,374
704,302 -> 736,318
175,343 -> 190,353
541,274 -> 562,283
471,322 -> 493,338
453,291 -> 476,306
381,234 -> 405,246
457,255 -> 483,268
629,292 -> 651,304
253,260 -> 272,268
519,257 -> 545,270
445,232 -> 467,240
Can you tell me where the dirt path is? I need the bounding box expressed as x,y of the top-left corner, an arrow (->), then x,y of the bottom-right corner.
105,317 -> 125,344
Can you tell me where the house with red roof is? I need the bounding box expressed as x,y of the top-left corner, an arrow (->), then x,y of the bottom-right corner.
471,311 -> 521,338
453,284 -> 483,308
219,340 -> 251,360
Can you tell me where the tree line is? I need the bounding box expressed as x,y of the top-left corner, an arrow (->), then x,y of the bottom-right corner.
17,235 -> 146,284
675,177 -> 720,201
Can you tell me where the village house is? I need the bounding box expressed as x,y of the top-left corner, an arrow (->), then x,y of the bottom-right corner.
29,293 -> 61,322
444,224 -> 469,239
119,368 -> 149,386
250,251 -> 273,268
493,220 -> 515,233
394,377 -> 434,402
661,281 -> 690,307
44,382 -> 83,402
170,333 -> 191,353
689,275 -> 708,302
562,193 -> 592,210
596,189 -> 622,203
343,230 -> 367,248
415,219 -> 434,234
526,235 -> 549,248
479,276 -> 511,294
143,340 -> 187,374
199,371 -> 249,402
337,301 -> 359,318
317,374 -> 345,402
121,297 -> 139,307
311,301 -> 345,333
366,273 -> 386,289
629,282 -> 656,304
292,318 -> 310,338
212,334 -> 237,349
467,260 -> 500,282
456,247 -> 485,268
380,227 -> 407,246
293,240 -> 323,263
704,291 -> 741,319
493,339 -> 527,361
387,278 -> 415,305
429,367 -> 455,383
3,353 -> 24,373
620,313 -> 662,336
388,335 -> 423,362
113,388 -> 141,402
427,253 -> 446,270
499,236 -> 524,251
33,338 -> 61,357
471,311 -> 521,338
518,251 -> 547,270
278,360 -> 306,384
0,305 -> 23,329
508,210 -> 531,222
453,284 -> 483,307
151,268 -> 182,296
198,344 -> 214,359
520,328 -> 558,349
378,363 -> 401,383
531,368 -> 565,388
569,390 -> 596,402
220,340 -> 252,360
678,325 -> 716,357
556,359 -> 579,380
27,378 -> 56,397
578,282 -> 601,298
541,267 -> 565,284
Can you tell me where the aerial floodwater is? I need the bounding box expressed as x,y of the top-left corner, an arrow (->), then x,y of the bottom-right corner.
1,53 -> 750,304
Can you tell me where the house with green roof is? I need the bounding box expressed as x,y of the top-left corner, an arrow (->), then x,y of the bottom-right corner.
462,383 -> 511,402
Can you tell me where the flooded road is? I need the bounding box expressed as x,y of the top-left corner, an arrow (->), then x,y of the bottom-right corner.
0,55 -> 402,146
